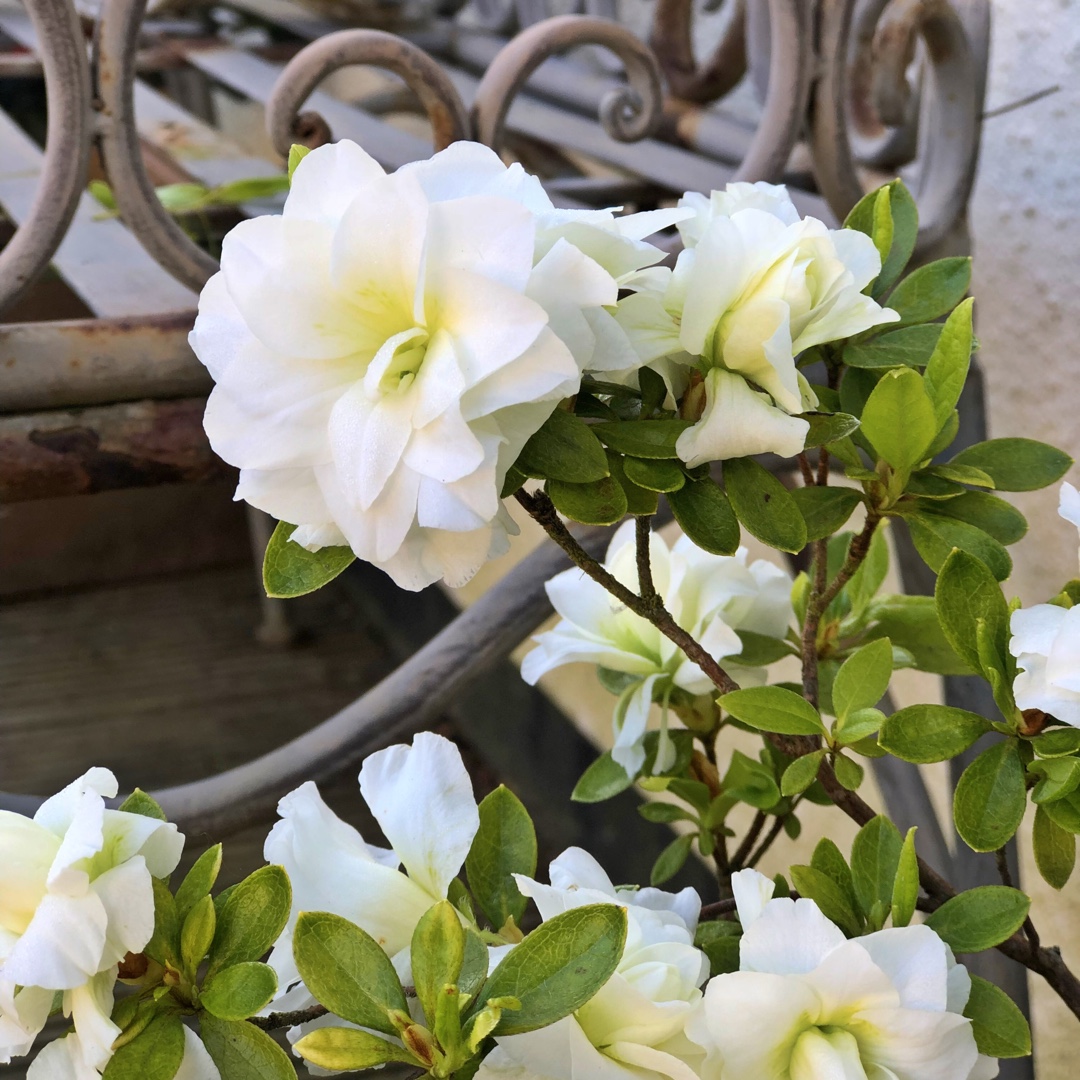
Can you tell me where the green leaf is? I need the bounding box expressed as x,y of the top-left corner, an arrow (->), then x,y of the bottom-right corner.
935,548 -> 1010,677
802,412 -> 861,448
474,904 -> 628,1035
207,865 -> 291,975
460,925 -> 490,1000
850,816 -> 903,921
591,419 -> 693,458
650,833 -> 695,885
811,838 -> 859,915
294,1027 -> 417,1072
146,878 -> 181,969
263,521 -> 354,598
734,629 -> 794,667
789,865 -> 862,937
844,180 -> 918,296
500,464 -> 527,499
925,886 -> 1030,952
117,789 -> 167,821
964,974 -> 1032,1058
953,741 -> 1027,852
860,368 -> 937,469
723,457 -> 807,553
922,298 -> 974,429
200,962 -> 278,1021
287,143 -> 310,181
719,686 -> 826,736
515,409 -> 609,483
879,704 -> 992,763
782,750 -> 825,795
175,845 -> 223,922
156,182 -> 211,214
844,324 -> 944,369
1029,757 -> 1080,804
668,478 -> 740,555
694,921 -> 742,976
293,911 -> 409,1035
833,754 -> 865,791
209,176 -> 289,206
1032,729 -> 1080,758
623,457 -> 686,493
466,786 -> 538,931
199,1014 -> 297,1080
102,1013 -> 185,1080
892,827 -> 919,927
923,463 -> 995,489
887,257 -> 972,326
638,801 -> 696,824
834,707 -> 886,745
571,751 -> 634,802
180,894 -> 216,976
639,366 -> 668,415
863,595 -> 971,676
411,901 -> 466,1028
1033,806 -> 1076,889
608,452 -> 659,515
845,526 -> 890,618
925,492 -> 1027,546
89,179 -> 119,211
546,476 -> 627,526
790,487 -> 862,542
950,438 -> 1074,492
723,750 -> 781,811
833,638 -> 893,720
907,513 -> 1012,582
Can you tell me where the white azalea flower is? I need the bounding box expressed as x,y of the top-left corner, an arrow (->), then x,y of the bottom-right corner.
29,1026 -> 219,1080
613,181 -> 899,465
521,521 -> 792,775
262,732 -> 480,1012
477,848 -> 709,1080
0,769 -> 184,1072
1010,481 -> 1080,725
191,139 -> 678,591
690,869 -> 995,1080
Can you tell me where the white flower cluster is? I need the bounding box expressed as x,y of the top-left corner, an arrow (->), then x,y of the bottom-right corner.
0,770 -> 188,1079
190,144 -> 896,591
522,523 -> 792,775
1010,482 -> 1080,724
262,735 -> 992,1080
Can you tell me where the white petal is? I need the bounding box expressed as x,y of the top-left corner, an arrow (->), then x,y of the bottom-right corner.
67,970 -> 120,1071
0,983 -> 52,1062
853,1006 -> 978,1080
731,869 -> 776,930
0,814 -> 57,937
790,1027 -> 869,1080
284,140 -> 385,227
495,1014 -> 639,1080
1,891 -> 107,989
676,369 -> 810,466
1010,604 -> 1068,658
91,857 -> 156,969
548,848 -> 616,895
613,291 -> 683,365
34,770 -> 116,837
176,1027 -> 222,1080
802,939 -> 900,1020
1059,481 -> 1080,531
858,926 -> 952,1012
739,897 -> 847,976
26,1034 -> 99,1080
611,674 -> 661,776
606,1038 -> 703,1080
99,811 -> 184,880
403,142 -> 550,213
234,468 -> 333,531
359,733 -> 479,901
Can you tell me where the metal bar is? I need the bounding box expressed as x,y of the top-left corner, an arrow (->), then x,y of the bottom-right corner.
0,396 -> 229,502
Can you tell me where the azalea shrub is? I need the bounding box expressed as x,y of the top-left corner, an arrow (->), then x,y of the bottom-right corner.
6,139 -> 1080,1080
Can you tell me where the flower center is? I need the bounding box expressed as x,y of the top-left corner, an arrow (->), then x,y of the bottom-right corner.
380,332 -> 429,395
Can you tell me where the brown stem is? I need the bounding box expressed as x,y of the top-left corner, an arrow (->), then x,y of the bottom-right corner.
635,515 -> 658,602
731,810 -> 767,870
516,489 -> 738,695
797,452 -> 815,486
748,811 -> 793,868
248,1004 -> 328,1031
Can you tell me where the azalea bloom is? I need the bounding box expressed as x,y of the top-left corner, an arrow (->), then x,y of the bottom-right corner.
690,869 -> 995,1080
477,848 -> 709,1080
262,732 -> 479,1012
521,522 -> 792,775
1010,481 -> 1080,724
0,769 -> 184,1075
614,181 -> 899,465
191,139 -> 680,591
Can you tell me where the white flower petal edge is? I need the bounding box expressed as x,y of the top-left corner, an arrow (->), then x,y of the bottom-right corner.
0,770 -> 183,1072
192,139 -> 677,591
614,181 -> 898,463
477,849 -> 709,1080
690,869 -> 994,1080
522,523 -> 792,775
262,733 -> 480,1013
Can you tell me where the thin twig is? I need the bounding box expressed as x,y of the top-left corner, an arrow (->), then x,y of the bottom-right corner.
748,812 -> 790,868
797,452 -> 815,486
635,515 -> 657,602
983,84 -> 1060,119
248,1004 -> 328,1031
731,810 -> 767,870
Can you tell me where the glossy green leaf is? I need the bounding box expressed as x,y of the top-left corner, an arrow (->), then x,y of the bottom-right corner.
412,901 -> 466,1028
180,895 -> 216,976
934,548 -> 1010,677
802,412 -> 861,448
907,513 -> 1012,582
734,630 -> 794,667
887,257 -> 972,326
1033,806 -> 1076,889
923,298 -> 974,429
571,751 -> 634,802
207,865 -> 291,975
964,975 -> 1032,1058
949,438 -> 1073,492
878,704 -> 992,763
850,816 -> 903,921
515,409 -> 609,483
781,751 -> 824,796
623,457 -> 686,493
264,521 -> 354,598
833,754 -> 865,790
1029,757 -> 1080,804
863,595 -> 972,676
953,741 -> 1027,852
200,962 -> 278,1021
925,886 -> 1030,952
724,457 -> 807,553
146,878 -> 180,969
175,845 -> 223,922
466,786 -> 538,933
844,179 -> 918,296
719,686 -> 826,736
591,419 -> 693,458
834,707 -> 887,745
844,324 -> 944,369
1032,729 -> 1080,758
891,827 -> 919,927
117,789 -> 167,821
102,1013 -> 185,1080
293,911 -> 408,1035
474,905 -> 627,1035
200,1014 -> 297,1080
294,1027 -> 416,1072
287,144 -> 310,181
668,478 -> 740,555
789,865 -> 862,937
547,475 -> 627,526
694,921 -> 742,976
650,833 -> 695,885
608,452 -> 659,515
790,487 -> 862,542
860,368 -> 937,469
833,638 -> 893,721
925,492 -> 1027,546
811,837 -> 859,915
